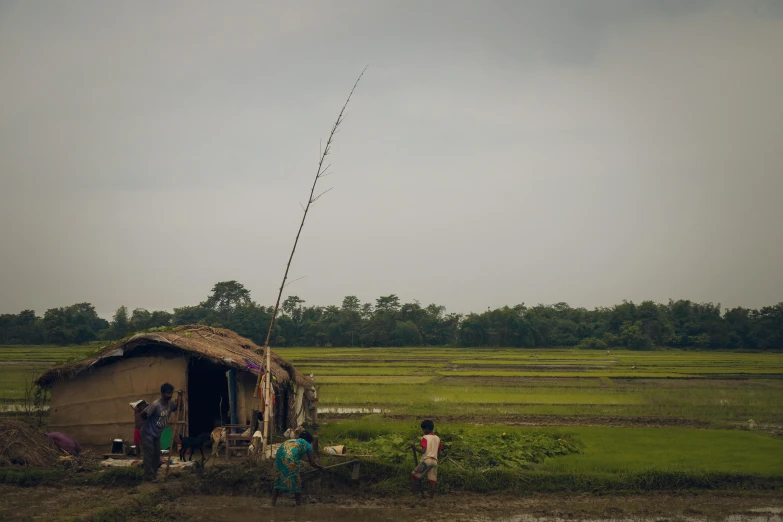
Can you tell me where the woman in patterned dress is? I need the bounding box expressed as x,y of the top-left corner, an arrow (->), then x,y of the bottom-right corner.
272,430 -> 324,506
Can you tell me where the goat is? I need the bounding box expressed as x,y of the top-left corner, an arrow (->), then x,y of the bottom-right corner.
178,433 -> 210,462
283,425 -> 305,440
209,425 -> 254,459
210,427 -> 227,458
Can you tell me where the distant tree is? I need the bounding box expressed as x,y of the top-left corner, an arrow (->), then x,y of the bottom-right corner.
395,320 -> 422,346
225,302 -> 273,346
578,337 -> 608,350
689,333 -> 710,348
130,308 -> 152,331
0,310 -> 44,344
724,306 -> 753,348
417,303 -> 456,346
172,305 -> 209,326
751,303 -> 783,350
70,303 -> 107,335
280,296 -> 306,345
43,308 -> 72,345
340,296 -> 360,312
360,295 -> 402,346
336,299 -> 363,347
18,310 -> 37,326
457,312 -> 485,347
0,314 -> 15,344
360,303 -> 374,321
7,282 -> 783,350
375,295 -> 401,313
108,306 -> 131,340
667,299 -> 694,346
620,321 -> 653,350
608,301 -> 638,333
602,332 -> 621,347
318,305 -> 342,346
282,296 -> 306,317
41,303 -> 105,345
637,300 -> 675,345
148,310 -> 173,328
202,281 -> 252,319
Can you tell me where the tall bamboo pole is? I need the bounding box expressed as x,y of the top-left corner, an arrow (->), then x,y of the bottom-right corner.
255,69 -> 366,456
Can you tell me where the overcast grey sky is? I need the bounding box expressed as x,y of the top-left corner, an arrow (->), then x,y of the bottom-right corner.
1,1 -> 782,319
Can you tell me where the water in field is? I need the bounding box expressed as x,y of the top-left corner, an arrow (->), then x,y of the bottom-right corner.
318,407 -> 388,414
0,403 -> 48,412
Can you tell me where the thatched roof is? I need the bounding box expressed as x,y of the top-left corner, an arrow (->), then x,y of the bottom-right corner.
36,325 -> 313,389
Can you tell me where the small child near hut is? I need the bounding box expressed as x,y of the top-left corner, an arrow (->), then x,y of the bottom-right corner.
410,419 -> 442,499
130,400 -> 148,451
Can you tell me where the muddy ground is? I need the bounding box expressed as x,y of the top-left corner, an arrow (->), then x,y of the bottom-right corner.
1,483 -> 781,521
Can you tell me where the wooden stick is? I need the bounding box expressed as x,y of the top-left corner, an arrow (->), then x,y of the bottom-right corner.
329,453 -> 373,457
302,459 -> 358,474
164,390 -> 184,479
253,67 -> 367,454
447,456 -> 464,470
412,446 -> 419,466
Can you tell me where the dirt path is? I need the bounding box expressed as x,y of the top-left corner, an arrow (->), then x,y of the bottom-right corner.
1,485 -> 781,521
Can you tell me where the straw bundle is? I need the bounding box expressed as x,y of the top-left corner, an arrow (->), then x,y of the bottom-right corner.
0,420 -> 59,467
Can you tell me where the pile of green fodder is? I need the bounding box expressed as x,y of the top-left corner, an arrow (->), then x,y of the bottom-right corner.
340,426 -> 581,471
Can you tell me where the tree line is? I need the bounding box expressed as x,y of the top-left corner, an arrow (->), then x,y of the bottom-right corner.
1,281 -> 781,350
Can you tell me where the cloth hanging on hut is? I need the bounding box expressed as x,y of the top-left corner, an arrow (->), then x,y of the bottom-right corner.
257,368 -> 276,413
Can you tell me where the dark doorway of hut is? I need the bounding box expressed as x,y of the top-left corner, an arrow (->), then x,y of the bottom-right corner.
188,358 -> 230,437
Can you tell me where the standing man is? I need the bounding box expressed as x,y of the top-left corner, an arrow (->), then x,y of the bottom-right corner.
140,383 -> 179,481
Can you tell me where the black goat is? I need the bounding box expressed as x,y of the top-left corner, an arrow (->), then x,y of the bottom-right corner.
178,433 -> 211,462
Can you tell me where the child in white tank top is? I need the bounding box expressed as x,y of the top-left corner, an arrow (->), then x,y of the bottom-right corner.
410,419 -> 442,499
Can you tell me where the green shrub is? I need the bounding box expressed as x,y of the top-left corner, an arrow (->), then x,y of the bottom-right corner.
578,337 -> 608,350
339,428 -> 581,470
82,467 -> 144,486
0,468 -> 63,486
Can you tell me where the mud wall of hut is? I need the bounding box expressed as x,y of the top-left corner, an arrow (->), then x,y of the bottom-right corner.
48,356 -> 187,447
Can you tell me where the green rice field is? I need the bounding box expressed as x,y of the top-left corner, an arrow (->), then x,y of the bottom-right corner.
0,345 -> 98,363
0,345 -> 98,401
273,347 -> 783,426
1,345 -> 782,426
318,420 -> 783,477
1,343 -> 782,489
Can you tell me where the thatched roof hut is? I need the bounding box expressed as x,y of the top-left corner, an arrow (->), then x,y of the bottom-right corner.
37,326 -> 317,447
